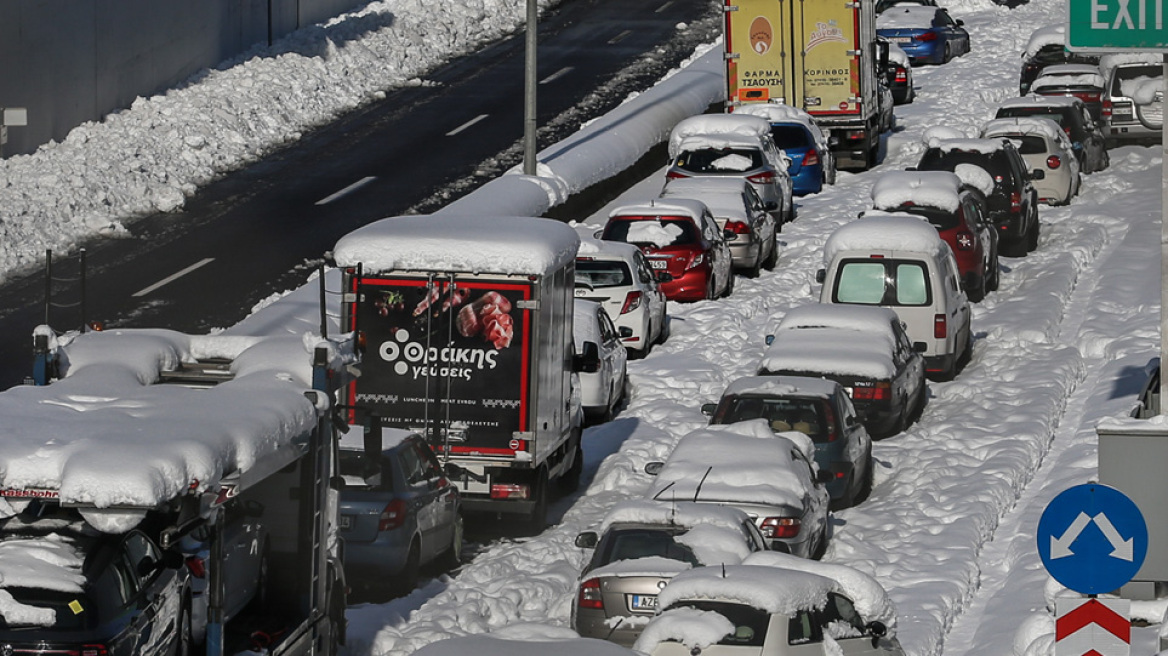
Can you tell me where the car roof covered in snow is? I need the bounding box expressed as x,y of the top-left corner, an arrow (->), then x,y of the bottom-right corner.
759,327 -> 898,380
981,116 -> 1068,144
598,499 -> 756,534
823,214 -> 950,265
1033,68 -> 1105,89
871,170 -> 962,213
926,137 -> 1008,155
572,299 -> 604,348
608,198 -> 710,222
1023,24 -> 1065,57
776,304 -> 904,340
887,41 -> 911,66
734,103 -> 817,129
877,5 -> 944,29
998,95 -> 1083,110
719,375 -> 841,400
668,114 -> 772,159
576,235 -> 643,260
333,214 -> 580,276
657,564 -> 837,615
742,551 -> 899,630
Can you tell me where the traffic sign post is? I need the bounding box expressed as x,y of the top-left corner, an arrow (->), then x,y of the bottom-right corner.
1055,598 -> 1132,656
1038,483 -> 1148,595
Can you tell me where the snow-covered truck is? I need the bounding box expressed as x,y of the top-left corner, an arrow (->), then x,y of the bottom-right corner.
4,326 -> 357,656
724,0 -> 890,169
332,215 -> 584,528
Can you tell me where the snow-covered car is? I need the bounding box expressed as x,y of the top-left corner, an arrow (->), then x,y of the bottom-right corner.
703,376 -> 873,509
571,500 -> 768,646
994,95 -> 1110,172
179,498 -> 269,644
734,103 -> 837,196
643,422 -> 831,558
884,39 -> 915,104
573,299 -> 628,424
870,170 -> 1000,301
914,137 -> 1041,255
659,176 -> 779,277
600,200 -> 734,302
758,303 -> 927,437
666,114 -> 794,222
575,237 -> 668,357
981,116 -> 1082,205
818,215 -> 973,382
876,6 -> 969,66
1018,25 -> 1099,95
1099,53 -> 1164,148
337,428 -> 462,596
1030,63 -> 1107,123
875,0 -> 935,15
634,562 -> 906,656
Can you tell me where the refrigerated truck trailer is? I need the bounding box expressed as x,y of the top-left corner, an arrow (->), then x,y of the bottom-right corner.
333,215 -> 585,528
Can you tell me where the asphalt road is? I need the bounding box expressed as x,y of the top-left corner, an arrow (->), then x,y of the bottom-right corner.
0,0 -> 722,388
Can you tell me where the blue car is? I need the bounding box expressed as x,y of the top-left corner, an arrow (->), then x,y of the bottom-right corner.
876,6 -> 970,65
736,104 -> 837,196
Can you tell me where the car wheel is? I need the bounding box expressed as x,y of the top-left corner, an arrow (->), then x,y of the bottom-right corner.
655,315 -> 671,344
763,233 -> 779,270
247,542 -> 270,612
393,540 -> 422,596
722,271 -> 736,298
988,258 -> 1001,292
967,273 -> 986,303
437,513 -> 464,572
173,600 -> 193,656
746,256 -> 763,279
943,43 -> 951,63
855,453 -> 875,505
524,470 -> 550,535
1027,216 -> 1040,252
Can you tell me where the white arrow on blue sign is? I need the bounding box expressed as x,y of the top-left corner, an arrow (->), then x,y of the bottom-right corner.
1039,483 -> 1148,595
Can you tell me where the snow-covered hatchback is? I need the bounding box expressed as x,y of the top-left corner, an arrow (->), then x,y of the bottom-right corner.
575,237 -> 669,356
571,500 -> 768,647
980,116 -> 1081,206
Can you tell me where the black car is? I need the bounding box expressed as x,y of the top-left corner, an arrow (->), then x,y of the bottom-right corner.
1019,42 -> 1100,95
0,510 -> 190,656
915,137 -> 1041,256
995,95 -> 1110,173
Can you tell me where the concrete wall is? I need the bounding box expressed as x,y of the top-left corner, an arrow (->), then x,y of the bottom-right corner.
0,0 -> 369,157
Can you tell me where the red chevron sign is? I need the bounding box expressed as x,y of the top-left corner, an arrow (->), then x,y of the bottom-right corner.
1055,598 -> 1131,656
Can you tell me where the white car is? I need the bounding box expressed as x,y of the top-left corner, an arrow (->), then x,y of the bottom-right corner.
644,421 -> 831,558
981,116 -> 1081,205
659,176 -> 780,278
634,560 -> 906,656
575,237 -> 668,356
573,299 -> 628,423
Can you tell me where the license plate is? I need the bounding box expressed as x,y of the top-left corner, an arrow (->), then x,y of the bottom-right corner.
648,259 -> 668,270
630,594 -> 657,611
339,515 -> 353,530
891,37 -> 911,43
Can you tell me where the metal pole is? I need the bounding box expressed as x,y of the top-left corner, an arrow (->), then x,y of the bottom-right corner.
523,0 -> 538,175
1160,54 -> 1166,413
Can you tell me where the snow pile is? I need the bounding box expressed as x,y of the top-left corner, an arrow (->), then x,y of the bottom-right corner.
1032,72 -> 1106,90
871,170 -> 962,213
668,114 -> 772,159
734,103 -> 816,126
981,117 -> 1067,143
332,215 -> 579,275
633,607 -> 735,653
953,163 -> 995,196
657,564 -> 836,617
923,126 -> 970,148
0,534 -> 86,626
823,214 -> 948,264
743,551 -> 899,631
625,221 -> 685,248
877,6 -> 943,29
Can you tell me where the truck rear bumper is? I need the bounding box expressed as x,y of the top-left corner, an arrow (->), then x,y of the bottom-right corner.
460,496 -> 537,515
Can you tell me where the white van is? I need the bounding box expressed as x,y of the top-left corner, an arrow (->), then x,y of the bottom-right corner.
817,214 -> 972,381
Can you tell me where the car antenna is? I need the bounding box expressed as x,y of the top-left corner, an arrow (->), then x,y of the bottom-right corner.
652,480 -> 677,501
605,616 -> 626,642
722,563 -> 727,578
693,466 -> 713,501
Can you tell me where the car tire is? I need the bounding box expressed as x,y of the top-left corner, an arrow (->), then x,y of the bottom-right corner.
437,513 -> 464,572
763,233 -> 779,270
559,440 -> 584,494
967,273 -> 986,303
656,316 -> 671,345
173,600 -> 193,656
722,271 -> 735,298
393,540 -> 422,596
1027,216 -> 1040,252
525,470 -> 550,535
247,542 -> 270,613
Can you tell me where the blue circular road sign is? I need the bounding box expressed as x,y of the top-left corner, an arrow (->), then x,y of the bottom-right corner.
1038,483 -> 1148,594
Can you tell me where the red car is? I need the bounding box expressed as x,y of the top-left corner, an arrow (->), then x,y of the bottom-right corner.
870,170 -> 1000,302
600,199 -> 733,302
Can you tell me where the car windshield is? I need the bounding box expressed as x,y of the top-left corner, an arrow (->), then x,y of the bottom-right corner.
576,260 -> 632,288
835,259 -> 931,306
715,397 -> 832,443
668,601 -> 770,647
603,218 -> 699,247
595,528 -> 702,568
769,125 -> 813,149
676,147 -> 764,173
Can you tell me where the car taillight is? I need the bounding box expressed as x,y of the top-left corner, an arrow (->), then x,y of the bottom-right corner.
803,148 -> 820,167
81,646 -> 110,656
823,403 -> 838,443
1047,155 -> 1061,169
747,171 -> 777,185
956,230 -> 975,250
760,517 -> 801,539
895,68 -> 908,83
666,170 -> 690,180
1010,191 -> 1022,211
725,220 -> 751,234
490,483 -> 531,500
934,314 -> 948,339
1102,99 -> 1113,117
915,31 -> 938,41
844,129 -> 868,141
852,382 -> 891,401
1077,92 -> 1100,102
185,556 -> 207,579
621,291 -> 643,315
578,578 -> 604,610
1110,100 -> 1134,119
378,499 -> 407,531
685,253 -> 706,271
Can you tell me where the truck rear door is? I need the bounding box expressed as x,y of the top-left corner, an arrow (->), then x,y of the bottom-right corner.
725,0 -> 794,106
791,0 -> 863,120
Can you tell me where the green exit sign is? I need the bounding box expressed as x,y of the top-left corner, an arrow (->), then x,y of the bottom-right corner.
1068,0 -> 1168,51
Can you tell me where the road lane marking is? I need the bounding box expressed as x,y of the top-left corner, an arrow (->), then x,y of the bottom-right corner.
133,258 -> 215,297
540,67 -> 574,84
446,114 -> 489,136
315,176 -> 377,206
608,30 -> 633,44
656,1 -> 675,12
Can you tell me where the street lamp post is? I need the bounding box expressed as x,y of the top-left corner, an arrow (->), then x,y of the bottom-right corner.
523,0 -> 538,176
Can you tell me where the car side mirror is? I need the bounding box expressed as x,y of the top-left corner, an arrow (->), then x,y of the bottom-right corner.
905,166 -> 917,171
867,620 -> 889,638
575,531 -> 599,549
618,326 -> 633,338
644,462 -> 665,476
593,229 -> 604,239
815,269 -> 826,284
956,18 -> 964,25
765,334 -> 776,346
1031,169 -> 1045,180
913,341 -> 928,352
700,403 -> 718,416
723,229 -> 739,242
655,271 -> 674,283
573,342 -> 601,373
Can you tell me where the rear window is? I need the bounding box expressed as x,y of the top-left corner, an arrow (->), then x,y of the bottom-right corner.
1010,135 -> 1048,155
669,601 -> 770,647
901,205 -> 959,230
338,449 -> 394,491
714,397 -> 833,443
576,260 -> 632,288
996,107 -> 1072,130
834,259 -> 931,307
918,149 -> 1011,180
603,218 -> 699,247
675,148 -> 764,173
595,528 -> 701,568
769,125 -> 813,149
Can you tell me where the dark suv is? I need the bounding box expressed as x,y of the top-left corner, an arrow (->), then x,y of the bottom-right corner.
1019,42 -> 1099,95
0,509 -> 190,656
915,138 -> 1040,256
995,95 -> 1110,173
